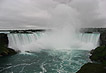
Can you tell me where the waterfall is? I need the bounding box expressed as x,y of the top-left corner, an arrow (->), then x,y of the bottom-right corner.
7,32 -> 100,52
79,33 -> 100,46
8,32 -> 45,51
75,33 -> 100,50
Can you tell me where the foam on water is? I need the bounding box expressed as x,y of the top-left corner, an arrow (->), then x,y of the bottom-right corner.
0,49 -> 90,73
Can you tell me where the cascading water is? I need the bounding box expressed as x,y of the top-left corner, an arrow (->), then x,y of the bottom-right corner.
0,32 -> 100,73
8,32 -> 45,51
75,33 -> 100,50
7,32 -> 100,52
0,0 -> 105,73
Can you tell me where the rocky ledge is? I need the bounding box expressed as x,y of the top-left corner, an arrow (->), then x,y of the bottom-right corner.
0,33 -> 16,57
77,46 -> 106,73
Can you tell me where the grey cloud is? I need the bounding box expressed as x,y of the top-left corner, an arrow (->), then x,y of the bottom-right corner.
71,0 -> 106,28
0,0 -> 106,29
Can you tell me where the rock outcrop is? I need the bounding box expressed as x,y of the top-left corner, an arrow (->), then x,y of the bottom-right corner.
76,63 -> 106,73
77,46 -> 106,73
0,33 -> 16,57
90,46 -> 106,64
100,32 -> 106,46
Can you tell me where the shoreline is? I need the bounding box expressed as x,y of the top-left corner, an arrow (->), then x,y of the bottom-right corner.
76,46 -> 106,73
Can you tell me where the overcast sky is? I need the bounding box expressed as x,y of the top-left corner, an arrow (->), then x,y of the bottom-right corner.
0,0 -> 106,29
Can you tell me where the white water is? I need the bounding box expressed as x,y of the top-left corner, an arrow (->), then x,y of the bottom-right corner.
8,32 -> 100,52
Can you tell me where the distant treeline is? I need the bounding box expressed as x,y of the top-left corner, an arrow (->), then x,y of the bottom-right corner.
0,29 -> 47,33
80,28 -> 106,33
0,28 -> 106,33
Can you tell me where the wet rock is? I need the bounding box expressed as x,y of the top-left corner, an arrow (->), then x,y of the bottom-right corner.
77,46 -> 106,73
100,32 -> 106,46
0,33 -> 16,56
76,63 -> 106,73
90,46 -> 106,64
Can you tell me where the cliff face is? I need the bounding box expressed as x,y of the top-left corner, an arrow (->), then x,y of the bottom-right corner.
0,33 -> 16,57
0,33 -> 8,47
100,32 -> 106,46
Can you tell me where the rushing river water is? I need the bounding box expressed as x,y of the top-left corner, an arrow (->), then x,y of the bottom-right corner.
0,32 -> 100,73
0,50 -> 90,73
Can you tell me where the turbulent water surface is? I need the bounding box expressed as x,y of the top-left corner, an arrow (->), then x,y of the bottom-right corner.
0,50 -> 90,73
0,32 -> 100,73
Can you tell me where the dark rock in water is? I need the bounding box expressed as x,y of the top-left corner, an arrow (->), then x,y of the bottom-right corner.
0,33 -> 16,57
90,46 -> 106,64
0,48 -> 17,57
76,63 -> 106,73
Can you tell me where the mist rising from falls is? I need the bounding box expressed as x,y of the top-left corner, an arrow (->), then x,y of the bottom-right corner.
2,0 -> 101,52
8,32 -> 100,52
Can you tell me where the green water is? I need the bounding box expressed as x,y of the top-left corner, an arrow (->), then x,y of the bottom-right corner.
0,49 -> 90,73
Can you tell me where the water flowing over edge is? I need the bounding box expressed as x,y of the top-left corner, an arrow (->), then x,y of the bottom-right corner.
7,32 -> 100,52
0,31 -> 100,73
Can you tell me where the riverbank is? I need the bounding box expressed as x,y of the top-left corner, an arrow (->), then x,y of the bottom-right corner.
76,46 -> 106,73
